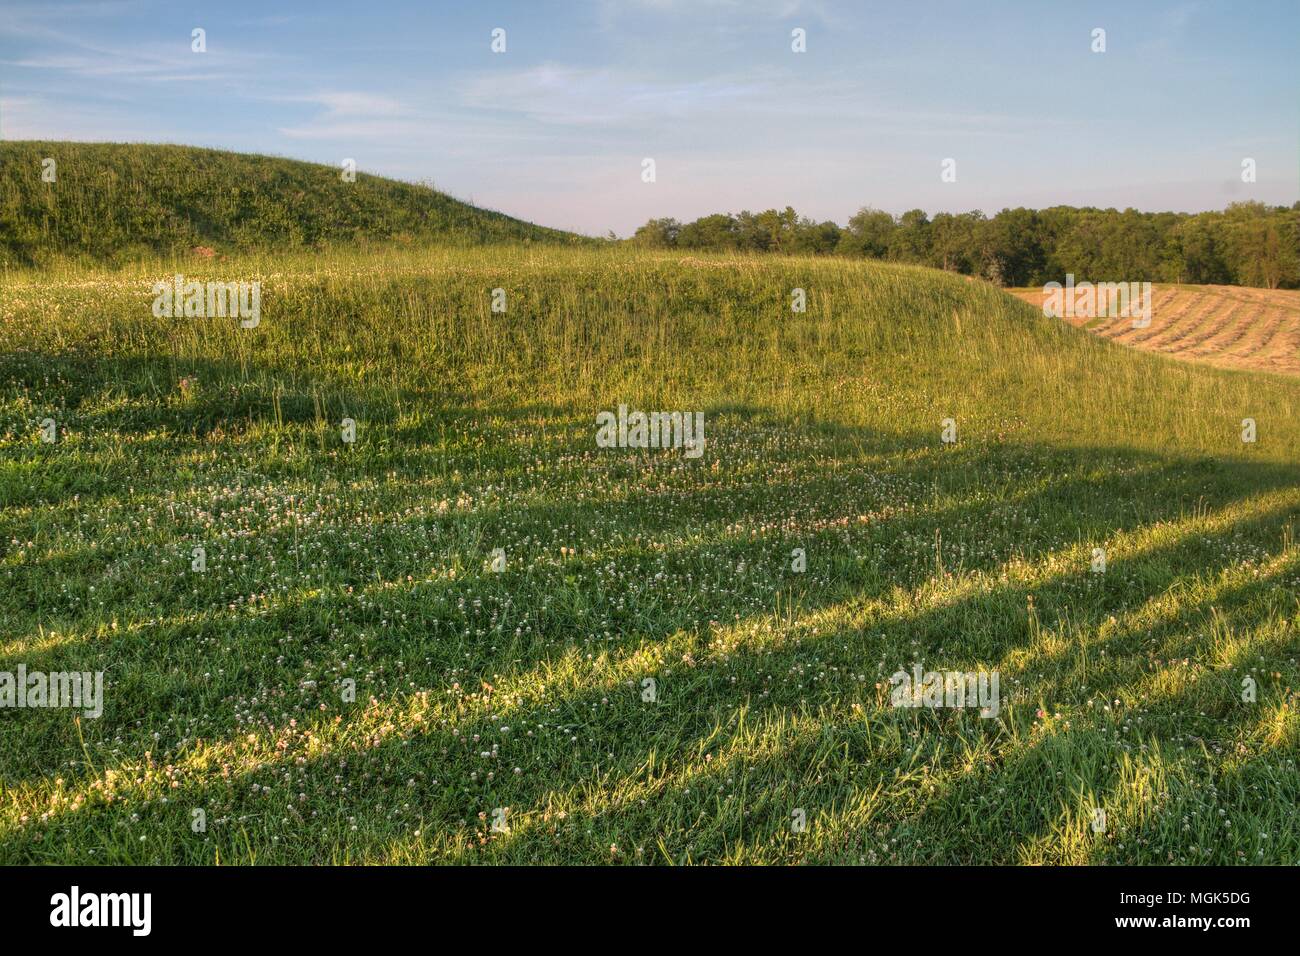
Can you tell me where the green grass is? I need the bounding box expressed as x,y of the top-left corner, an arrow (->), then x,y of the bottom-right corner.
0,142 -> 584,268
1,244 -> 1298,864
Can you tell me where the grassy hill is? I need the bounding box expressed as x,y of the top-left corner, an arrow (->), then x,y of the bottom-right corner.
2,244 -> 1299,864
0,141 -> 583,267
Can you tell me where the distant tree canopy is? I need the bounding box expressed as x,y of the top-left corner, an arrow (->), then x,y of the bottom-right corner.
631,201 -> 1300,289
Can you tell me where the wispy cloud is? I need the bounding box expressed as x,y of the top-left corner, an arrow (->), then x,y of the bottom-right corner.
0,2 -> 269,85
459,64 -> 764,125
4,52 -> 236,82
0,93 -> 156,141
287,91 -> 411,117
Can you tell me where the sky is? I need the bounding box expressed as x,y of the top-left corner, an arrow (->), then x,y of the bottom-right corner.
1,0 -> 1296,236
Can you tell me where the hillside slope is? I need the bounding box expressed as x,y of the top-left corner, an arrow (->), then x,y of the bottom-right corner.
0,141 -> 583,266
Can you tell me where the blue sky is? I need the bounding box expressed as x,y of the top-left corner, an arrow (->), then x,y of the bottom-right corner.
2,0 -> 1296,236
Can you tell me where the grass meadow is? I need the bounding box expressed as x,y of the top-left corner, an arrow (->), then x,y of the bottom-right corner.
2,244 -> 1298,864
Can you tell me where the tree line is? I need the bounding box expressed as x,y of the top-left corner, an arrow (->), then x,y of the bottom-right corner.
630,201 -> 1300,289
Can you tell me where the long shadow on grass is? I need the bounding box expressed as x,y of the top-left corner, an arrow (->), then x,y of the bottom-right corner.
5,412 -> 1294,644
6,366 -> 1300,804
3,401 -> 1298,709
5,471 -> 1299,862
830,554 -> 1300,864
4,427 -> 1295,693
